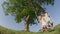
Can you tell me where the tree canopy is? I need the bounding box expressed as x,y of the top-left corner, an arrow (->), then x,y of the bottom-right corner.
2,0 -> 54,25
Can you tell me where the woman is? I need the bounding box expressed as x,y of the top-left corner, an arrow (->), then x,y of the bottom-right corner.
38,11 -> 47,31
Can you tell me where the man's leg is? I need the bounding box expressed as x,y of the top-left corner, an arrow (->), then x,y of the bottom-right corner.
50,23 -> 54,30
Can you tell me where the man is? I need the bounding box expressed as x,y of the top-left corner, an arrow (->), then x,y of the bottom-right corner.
44,12 -> 54,30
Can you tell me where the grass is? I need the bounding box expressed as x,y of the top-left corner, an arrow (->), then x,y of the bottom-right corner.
0,24 -> 60,34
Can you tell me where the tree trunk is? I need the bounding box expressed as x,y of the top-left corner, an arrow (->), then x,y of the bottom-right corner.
24,15 -> 29,31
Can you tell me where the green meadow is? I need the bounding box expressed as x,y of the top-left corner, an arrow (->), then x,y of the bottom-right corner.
0,24 -> 60,34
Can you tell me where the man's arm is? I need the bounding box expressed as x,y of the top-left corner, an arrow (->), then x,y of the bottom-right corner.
48,13 -> 50,17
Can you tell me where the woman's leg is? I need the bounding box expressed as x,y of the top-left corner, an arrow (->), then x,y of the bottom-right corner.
41,25 -> 47,32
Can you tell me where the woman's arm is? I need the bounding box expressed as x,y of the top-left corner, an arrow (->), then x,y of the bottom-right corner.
38,16 -> 42,22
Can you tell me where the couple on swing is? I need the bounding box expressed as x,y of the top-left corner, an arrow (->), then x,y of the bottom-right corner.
38,10 -> 54,32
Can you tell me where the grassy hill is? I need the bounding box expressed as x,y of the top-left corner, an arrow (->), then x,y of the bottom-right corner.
0,24 -> 60,34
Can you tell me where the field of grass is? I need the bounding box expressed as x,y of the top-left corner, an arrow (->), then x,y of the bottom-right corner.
0,24 -> 60,34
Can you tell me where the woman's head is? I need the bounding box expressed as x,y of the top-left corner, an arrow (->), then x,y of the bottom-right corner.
40,11 -> 46,16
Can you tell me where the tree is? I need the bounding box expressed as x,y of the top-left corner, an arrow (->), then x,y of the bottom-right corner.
2,0 -> 54,31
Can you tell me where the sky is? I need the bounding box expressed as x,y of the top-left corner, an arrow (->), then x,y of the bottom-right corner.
0,0 -> 60,32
